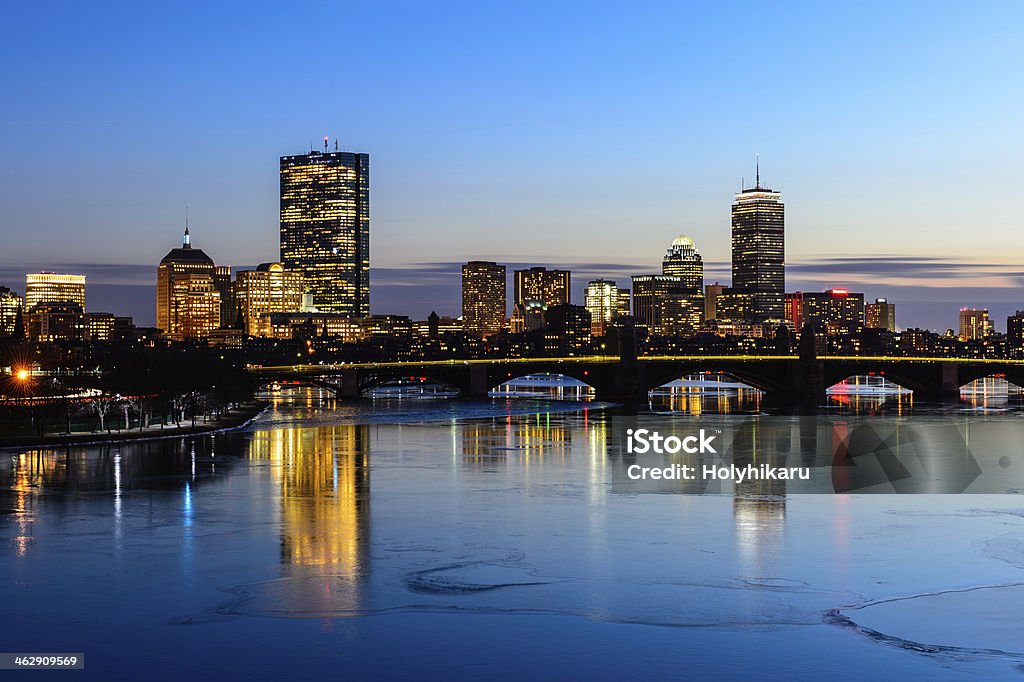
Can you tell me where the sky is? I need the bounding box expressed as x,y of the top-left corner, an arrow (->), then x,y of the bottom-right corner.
2,1 -> 1023,330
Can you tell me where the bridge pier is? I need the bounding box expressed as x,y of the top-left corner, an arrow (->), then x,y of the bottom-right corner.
593,362 -> 650,408
463,365 -> 491,399
337,369 -> 362,399
940,363 -> 962,398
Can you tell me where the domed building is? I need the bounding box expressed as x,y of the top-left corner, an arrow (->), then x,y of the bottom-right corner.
662,234 -> 703,294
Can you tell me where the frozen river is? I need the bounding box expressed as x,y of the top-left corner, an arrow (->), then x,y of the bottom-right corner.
2,389 -> 1024,679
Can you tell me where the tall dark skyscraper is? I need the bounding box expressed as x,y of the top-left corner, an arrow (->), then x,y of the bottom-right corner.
280,144 -> 370,316
728,164 -> 785,322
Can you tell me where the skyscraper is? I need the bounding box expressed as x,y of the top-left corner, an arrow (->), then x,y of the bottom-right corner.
727,164 -> 784,322
865,298 -> 896,331
25,273 -> 86,311
662,235 -> 703,293
513,267 -> 570,307
584,279 -> 627,337
959,308 -> 991,341
280,144 -> 370,316
462,261 -> 506,337
629,235 -> 705,336
157,226 -> 221,340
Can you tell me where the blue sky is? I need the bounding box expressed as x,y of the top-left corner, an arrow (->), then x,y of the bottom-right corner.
2,1 -> 1023,329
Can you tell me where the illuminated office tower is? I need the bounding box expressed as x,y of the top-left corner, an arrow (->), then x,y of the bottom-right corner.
662,235 -> 703,293
170,275 -> 221,339
0,287 -> 22,337
234,263 -> 305,336
280,144 -> 370,316
513,267 -> 570,307
462,261 -> 506,337
585,279 -> 622,336
729,164 -> 784,322
25,273 -> 86,311
157,226 -> 221,339
959,308 -> 991,341
800,289 -> 864,335
865,298 -> 896,331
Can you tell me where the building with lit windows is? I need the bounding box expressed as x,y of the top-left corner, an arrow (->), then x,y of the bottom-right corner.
513,267 -> 570,307
85,312 -> 115,341
724,166 -> 784,322
542,304 -> 592,356
213,266 -> 234,326
585,279 -> 628,337
616,288 -> 631,318
631,275 -> 702,336
662,235 -> 704,293
25,273 -> 86,311
461,261 -> 506,337
234,263 -> 305,336
0,287 -> 22,337
799,289 -> 864,335
959,308 -> 991,341
264,312 -> 365,342
171,275 -> 221,339
509,300 -> 546,334
704,282 -> 725,321
26,302 -> 85,343
784,292 -> 804,329
1007,312 -> 1024,352
865,298 -> 896,331
157,227 -> 222,340
280,145 -> 369,316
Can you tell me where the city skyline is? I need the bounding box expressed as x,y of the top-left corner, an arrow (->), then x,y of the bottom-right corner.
3,2 -> 1024,331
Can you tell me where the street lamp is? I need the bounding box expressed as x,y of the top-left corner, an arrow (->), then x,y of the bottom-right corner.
16,369 -> 29,382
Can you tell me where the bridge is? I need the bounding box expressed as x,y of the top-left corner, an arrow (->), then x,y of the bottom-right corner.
249,355 -> 1024,406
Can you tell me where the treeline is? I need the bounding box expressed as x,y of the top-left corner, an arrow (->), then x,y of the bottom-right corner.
0,341 -> 256,438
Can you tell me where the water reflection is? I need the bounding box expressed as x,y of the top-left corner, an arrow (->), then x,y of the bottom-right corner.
247,425 -> 371,616
649,375 -> 763,415
960,377 -> 1024,411
0,436 -> 235,562
461,415 -> 572,468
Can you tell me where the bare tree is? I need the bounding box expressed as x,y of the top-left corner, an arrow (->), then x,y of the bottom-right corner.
91,394 -> 120,433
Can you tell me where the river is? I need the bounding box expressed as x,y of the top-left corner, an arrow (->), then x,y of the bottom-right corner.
2,387 -> 1024,679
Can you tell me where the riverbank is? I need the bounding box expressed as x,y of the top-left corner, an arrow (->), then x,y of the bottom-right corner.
0,400 -> 269,450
